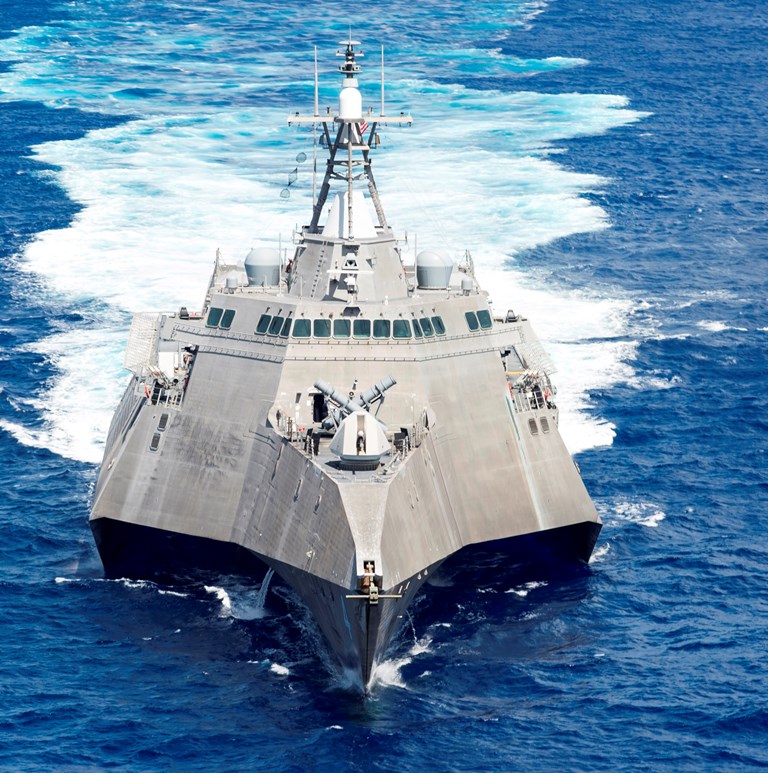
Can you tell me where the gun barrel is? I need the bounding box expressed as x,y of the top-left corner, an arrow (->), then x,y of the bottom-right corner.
353,375 -> 397,408
314,375 -> 397,421
314,379 -> 358,415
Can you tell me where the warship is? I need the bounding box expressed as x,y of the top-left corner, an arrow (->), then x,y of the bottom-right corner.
90,40 -> 601,689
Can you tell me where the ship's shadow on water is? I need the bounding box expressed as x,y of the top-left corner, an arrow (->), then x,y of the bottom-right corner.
78,567 -> 343,695
78,544 -> 597,711
396,553 -> 595,665
309,553 -> 597,700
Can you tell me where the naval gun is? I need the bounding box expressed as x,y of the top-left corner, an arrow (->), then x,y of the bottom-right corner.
313,376 -> 397,471
314,375 -> 396,430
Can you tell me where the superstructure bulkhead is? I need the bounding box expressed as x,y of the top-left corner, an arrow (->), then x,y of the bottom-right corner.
90,41 -> 601,688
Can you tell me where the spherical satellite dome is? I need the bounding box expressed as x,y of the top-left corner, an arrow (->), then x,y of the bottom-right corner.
416,250 -> 453,289
244,247 -> 280,287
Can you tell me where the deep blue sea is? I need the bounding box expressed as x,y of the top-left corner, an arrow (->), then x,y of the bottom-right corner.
1,0 -> 767,770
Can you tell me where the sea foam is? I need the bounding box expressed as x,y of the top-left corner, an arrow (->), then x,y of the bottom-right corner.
0,18 -> 648,463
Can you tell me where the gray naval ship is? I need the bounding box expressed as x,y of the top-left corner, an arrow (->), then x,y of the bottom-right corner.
90,40 -> 601,689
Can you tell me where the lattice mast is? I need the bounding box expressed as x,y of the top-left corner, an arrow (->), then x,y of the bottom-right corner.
288,39 -> 412,238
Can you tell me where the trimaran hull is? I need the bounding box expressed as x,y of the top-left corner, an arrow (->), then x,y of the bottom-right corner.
89,39 -> 602,691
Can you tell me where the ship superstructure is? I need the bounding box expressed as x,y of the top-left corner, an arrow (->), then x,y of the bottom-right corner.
90,41 -> 601,688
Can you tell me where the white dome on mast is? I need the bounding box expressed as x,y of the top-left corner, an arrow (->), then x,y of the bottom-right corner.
339,86 -> 362,120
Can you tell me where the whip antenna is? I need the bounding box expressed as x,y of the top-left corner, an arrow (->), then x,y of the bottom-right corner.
313,46 -> 319,116
312,46 -> 319,205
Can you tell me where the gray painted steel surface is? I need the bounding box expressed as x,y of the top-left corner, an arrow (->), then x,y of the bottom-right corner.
90,41 -> 601,689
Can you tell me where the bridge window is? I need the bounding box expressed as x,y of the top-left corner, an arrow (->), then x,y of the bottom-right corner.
432,316 -> 446,335
373,319 -> 391,339
313,319 -> 331,338
280,318 -> 292,338
206,307 -> 224,327
268,315 -> 285,336
465,311 -> 479,331
292,319 -> 311,337
412,319 -> 423,338
256,313 -> 272,334
477,310 -> 493,329
419,317 -> 434,337
353,319 -> 371,338
333,319 -> 351,339
219,309 -> 236,330
393,319 -> 412,339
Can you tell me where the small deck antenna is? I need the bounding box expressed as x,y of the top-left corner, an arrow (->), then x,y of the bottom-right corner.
314,46 -> 319,116
380,45 -> 385,116
312,46 -> 319,204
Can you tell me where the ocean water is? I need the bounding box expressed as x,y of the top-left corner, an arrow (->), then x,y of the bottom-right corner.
0,0 -> 766,769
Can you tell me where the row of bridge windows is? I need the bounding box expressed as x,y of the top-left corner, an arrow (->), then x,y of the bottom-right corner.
206,308 -> 494,337
255,314 -> 447,340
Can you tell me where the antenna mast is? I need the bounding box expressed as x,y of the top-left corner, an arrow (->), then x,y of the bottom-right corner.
287,41 -> 412,235
312,47 -> 319,205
